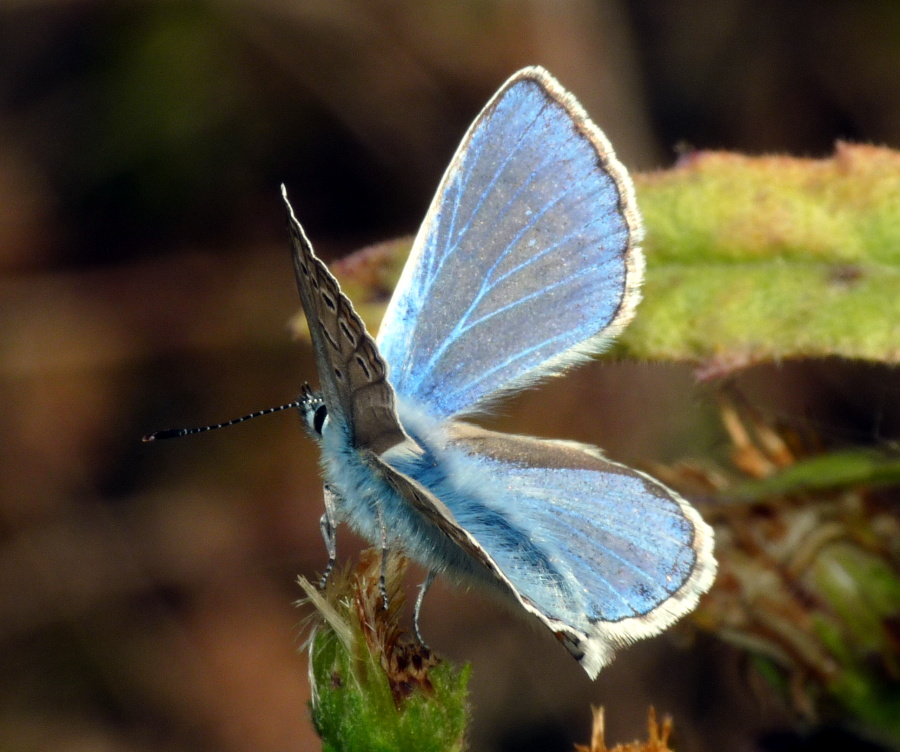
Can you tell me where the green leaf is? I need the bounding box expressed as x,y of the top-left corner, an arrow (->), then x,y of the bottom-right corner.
731,449 -> 900,501
626,144 -> 900,366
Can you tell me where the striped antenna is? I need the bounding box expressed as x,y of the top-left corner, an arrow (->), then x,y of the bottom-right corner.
142,400 -> 301,442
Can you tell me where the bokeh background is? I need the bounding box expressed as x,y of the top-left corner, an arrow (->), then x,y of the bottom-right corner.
2,1 -> 899,750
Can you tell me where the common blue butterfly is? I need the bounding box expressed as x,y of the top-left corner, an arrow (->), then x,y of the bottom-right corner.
148,66 -> 716,678
284,66 -> 716,678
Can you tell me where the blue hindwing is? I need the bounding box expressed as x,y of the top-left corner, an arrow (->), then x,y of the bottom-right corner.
435,423 -> 716,674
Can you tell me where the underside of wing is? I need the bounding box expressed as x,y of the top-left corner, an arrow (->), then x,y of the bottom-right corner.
376,67 -> 643,419
442,422 -> 717,677
283,188 -> 407,455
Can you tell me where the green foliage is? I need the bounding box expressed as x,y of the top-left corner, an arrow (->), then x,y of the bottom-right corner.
300,554 -> 470,752
309,627 -> 470,752
685,403 -> 900,738
811,545 -> 900,732
732,450 -> 900,500
627,144 -> 900,366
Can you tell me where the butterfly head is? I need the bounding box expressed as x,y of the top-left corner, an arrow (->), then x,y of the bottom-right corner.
298,383 -> 328,440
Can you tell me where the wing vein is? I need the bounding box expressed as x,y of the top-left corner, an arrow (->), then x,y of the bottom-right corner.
421,98 -> 552,295
413,183 -> 588,384
460,259 -> 599,339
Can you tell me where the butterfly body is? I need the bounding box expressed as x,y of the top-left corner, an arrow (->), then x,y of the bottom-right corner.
287,66 -> 716,678
309,398 -> 515,595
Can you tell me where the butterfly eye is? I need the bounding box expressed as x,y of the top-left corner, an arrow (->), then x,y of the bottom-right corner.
313,404 -> 328,434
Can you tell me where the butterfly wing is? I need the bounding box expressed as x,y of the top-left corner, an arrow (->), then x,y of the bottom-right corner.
283,188 -> 407,455
365,442 -> 607,671
376,66 -> 643,418
440,423 -> 717,677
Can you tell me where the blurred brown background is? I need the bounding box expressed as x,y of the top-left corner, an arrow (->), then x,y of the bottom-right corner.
1,1 -> 899,750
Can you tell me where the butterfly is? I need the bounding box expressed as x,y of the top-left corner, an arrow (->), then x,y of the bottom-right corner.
146,65 -> 716,678
281,66 -> 716,678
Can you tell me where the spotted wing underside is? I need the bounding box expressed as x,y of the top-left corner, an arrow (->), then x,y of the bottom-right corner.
283,188 -> 406,455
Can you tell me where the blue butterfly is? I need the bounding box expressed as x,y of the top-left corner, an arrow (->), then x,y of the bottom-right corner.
285,66 -> 715,678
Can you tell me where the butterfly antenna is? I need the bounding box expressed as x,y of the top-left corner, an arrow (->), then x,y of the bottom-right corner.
142,400 -> 302,442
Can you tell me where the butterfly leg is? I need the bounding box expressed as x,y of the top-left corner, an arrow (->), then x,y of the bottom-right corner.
318,484 -> 339,589
414,570 -> 436,648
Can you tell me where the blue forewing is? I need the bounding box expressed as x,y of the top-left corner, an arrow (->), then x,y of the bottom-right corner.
377,67 -> 644,418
